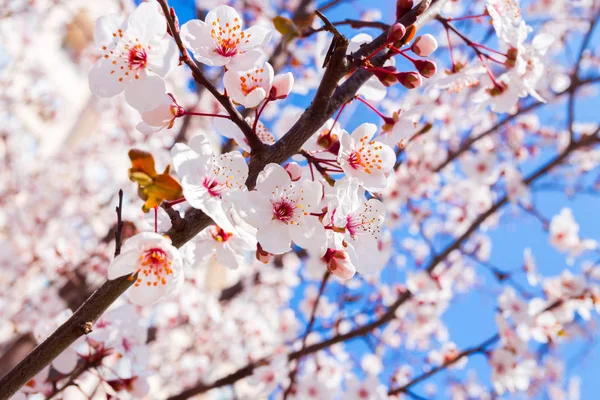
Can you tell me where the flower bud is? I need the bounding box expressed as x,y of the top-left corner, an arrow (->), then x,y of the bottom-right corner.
323,249 -> 356,280
396,0 -> 414,20
505,47 -> 518,68
387,23 -> 406,43
284,162 -> 302,181
269,72 -> 294,100
413,59 -> 437,78
411,34 -> 438,57
256,243 -> 273,264
372,66 -> 398,87
396,71 -> 422,89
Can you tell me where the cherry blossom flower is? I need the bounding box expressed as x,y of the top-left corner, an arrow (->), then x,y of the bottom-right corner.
88,1 -> 178,111
324,178 -> 386,274
223,62 -> 274,108
345,375 -> 387,399
428,342 -> 467,369
248,356 -> 289,395
194,222 -> 256,270
180,5 -> 271,70
232,163 -> 325,254
338,123 -> 395,191
171,134 -> 248,231
108,232 -> 184,305
490,348 -> 536,395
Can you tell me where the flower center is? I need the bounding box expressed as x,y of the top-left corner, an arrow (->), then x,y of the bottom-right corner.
203,176 -> 225,197
211,226 -> 233,242
127,44 -> 147,70
215,38 -> 239,57
239,67 -> 265,96
272,200 -> 295,223
135,248 -> 173,287
347,150 -> 362,169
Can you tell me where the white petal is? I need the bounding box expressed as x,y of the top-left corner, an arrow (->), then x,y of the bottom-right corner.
238,26 -> 272,51
227,49 -> 265,71
53,348 -> 78,374
108,251 -> 140,280
205,5 -> 242,30
171,142 -> 208,178
228,191 -> 272,229
296,179 -> 323,213
215,245 -> 242,269
124,73 -> 166,112
289,217 -> 326,254
128,281 -> 168,306
351,123 -> 378,142
186,190 -> 235,231
127,1 -> 166,44
257,220 -> 291,254
256,163 -> 291,195
88,58 -> 126,98
147,38 -> 179,77
94,15 -> 124,47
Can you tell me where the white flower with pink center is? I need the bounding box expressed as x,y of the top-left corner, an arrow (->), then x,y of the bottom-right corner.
171,134 -> 248,231
223,62 -> 274,108
338,123 -> 395,191
108,232 -> 184,306
181,5 -> 271,70
233,163 -> 326,254
325,178 -> 386,274
88,1 -> 179,112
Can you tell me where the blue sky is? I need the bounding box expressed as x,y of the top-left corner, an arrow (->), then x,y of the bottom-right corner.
152,0 -> 600,397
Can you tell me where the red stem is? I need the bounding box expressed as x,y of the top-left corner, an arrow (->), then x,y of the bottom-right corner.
355,96 -> 392,122
184,111 -> 231,119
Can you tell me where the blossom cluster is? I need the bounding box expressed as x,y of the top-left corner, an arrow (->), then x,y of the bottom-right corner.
3,0 -> 600,399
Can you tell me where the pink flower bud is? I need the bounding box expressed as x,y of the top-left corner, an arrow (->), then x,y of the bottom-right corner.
396,0 -> 414,20
413,59 -> 437,78
395,71 -> 422,89
256,243 -> 273,264
387,23 -> 406,43
284,162 -> 302,181
372,66 -> 398,87
505,47 -> 518,68
411,34 -> 438,57
269,72 -> 294,100
324,249 -> 356,280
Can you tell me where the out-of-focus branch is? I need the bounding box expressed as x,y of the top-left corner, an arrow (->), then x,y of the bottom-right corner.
388,334 -> 500,395
434,76 -> 600,172
568,13 -> 599,143
283,272 -> 330,399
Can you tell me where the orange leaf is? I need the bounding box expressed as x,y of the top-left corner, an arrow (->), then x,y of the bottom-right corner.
128,149 -> 157,179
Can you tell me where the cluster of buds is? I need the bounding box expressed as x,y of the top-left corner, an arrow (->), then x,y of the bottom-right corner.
367,23 -> 439,90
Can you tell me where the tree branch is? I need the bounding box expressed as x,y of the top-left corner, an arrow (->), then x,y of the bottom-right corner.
0,2 -> 450,397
